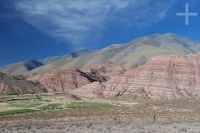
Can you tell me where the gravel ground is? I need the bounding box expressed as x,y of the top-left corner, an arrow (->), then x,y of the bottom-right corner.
1,119 -> 200,133
1,101 -> 200,133
1,114 -> 200,133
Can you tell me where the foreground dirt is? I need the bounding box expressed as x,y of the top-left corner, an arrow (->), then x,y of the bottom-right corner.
1,100 -> 200,133
1,117 -> 200,133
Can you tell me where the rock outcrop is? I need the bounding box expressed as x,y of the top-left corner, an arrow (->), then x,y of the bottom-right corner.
27,54 -> 200,101
29,62 -> 123,97
31,69 -> 108,93
0,72 -> 47,95
71,82 -> 105,98
70,62 -> 125,98
83,61 -> 125,80
103,54 -> 200,101
31,70 -> 90,93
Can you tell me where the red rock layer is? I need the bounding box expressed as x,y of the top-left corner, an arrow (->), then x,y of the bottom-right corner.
83,61 -> 125,80
0,82 -> 6,94
34,70 -> 91,93
103,55 -> 200,101
71,82 -> 105,98
0,72 -> 47,95
30,62 -> 123,95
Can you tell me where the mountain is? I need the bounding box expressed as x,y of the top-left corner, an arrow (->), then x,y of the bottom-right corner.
102,54 -> 200,101
28,62 -> 122,98
40,48 -> 91,64
29,68 -> 108,93
2,33 -> 200,101
0,72 -> 47,95
1,33 -> 200,76
28,54 -> 200,101
0,49 -> 91,76
28,33 -> 200,76
0,60 -> 43,76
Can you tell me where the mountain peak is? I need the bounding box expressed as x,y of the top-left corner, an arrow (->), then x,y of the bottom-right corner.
1,33 -> 200,76
70,48 -> 91,58
23,60 -> 43,71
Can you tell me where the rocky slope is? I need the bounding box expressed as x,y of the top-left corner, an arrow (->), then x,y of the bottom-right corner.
29,69 -> 108,93
103,54 -> 200,101
0,72 -> 47,95
27,33 -> 200,76
71,82 -> 105,98
3,53 -> 200,101
0,49 -> 91,76
28,62 -> 123,97
2,33 -> 200,76
0,60 -> 43,76
2,33 -> 200,101
83,61 -> 125,80
28,54 -> 200,101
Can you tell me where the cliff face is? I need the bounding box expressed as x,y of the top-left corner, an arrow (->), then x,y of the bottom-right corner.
29,62 -> 122,96
27,54 -> 200,101
32,70 -> 91,93
83,61 -> 125,80
103,55 -> 200,101
71,82 -> 105,98
0,72 -> 47,95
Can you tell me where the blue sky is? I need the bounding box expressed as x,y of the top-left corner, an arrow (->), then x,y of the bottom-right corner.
1,0 -> 200,66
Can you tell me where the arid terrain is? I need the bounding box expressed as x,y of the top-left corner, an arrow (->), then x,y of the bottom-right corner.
1,34 -> 200,132
1,95 -> 200,133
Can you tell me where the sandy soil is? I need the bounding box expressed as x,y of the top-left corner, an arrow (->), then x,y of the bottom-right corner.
1,101 -> 200,133
1,116 -> 200,133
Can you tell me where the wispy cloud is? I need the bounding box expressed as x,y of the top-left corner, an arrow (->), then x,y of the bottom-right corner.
15,0 -> 177,47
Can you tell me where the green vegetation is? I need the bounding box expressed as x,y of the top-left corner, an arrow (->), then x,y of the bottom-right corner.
37,103 -> 63,110
22,103 -> 43,108
0,94 -> 115,116
0,94 -> 42,102
65,101 -> 114,109
0,109 -> 35,116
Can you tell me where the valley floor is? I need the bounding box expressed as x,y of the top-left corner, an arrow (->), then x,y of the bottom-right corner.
1,116 -> 200,133
1,94 -> 200,133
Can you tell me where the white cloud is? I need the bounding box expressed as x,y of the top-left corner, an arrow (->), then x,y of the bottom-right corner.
15,0 -> 177,46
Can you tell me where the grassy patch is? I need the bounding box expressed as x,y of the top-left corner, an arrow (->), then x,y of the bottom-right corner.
0,103 -> 62,116
0,94 -> 116,116
37,103 -> 63,110
0,108 -> 36,116
0,95 -> 41,102
23,103 -> 43,108
65,101 -> 114,109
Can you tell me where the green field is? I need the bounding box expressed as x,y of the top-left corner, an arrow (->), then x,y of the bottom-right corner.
0,94 -> 115,116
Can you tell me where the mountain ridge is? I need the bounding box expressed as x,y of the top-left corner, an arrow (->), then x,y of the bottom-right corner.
1,33 -> 200,76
